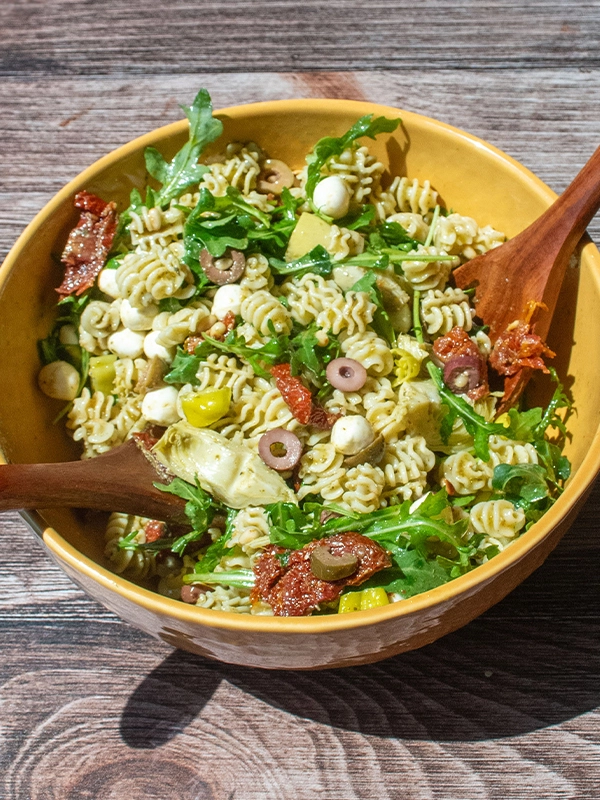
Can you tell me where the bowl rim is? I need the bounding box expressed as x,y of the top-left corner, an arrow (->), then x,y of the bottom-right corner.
3,97 -> 600,635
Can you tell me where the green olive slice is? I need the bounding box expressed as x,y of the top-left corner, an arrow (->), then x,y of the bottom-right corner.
310,545 -> 358,581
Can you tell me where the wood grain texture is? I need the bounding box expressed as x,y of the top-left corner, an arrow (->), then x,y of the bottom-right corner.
1,0 -> 599,73
2,1 -> 600,796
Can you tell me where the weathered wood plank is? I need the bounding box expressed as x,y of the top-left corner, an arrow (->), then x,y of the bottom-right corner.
1,0 -> 599,74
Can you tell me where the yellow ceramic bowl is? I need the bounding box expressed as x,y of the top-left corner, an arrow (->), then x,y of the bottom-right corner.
1,99 -> 599,669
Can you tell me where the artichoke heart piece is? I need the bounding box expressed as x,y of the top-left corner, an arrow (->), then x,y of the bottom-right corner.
152,421 -> 298,509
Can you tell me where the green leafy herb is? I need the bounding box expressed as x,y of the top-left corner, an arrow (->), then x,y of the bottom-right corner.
427,362 -> 506,461
269,245 -> 334,278
350,271 -> 395,345
192,509 -> 239,573
154,476 -> 215,533
305,114 -> 401,199
289,323 -> 341,396
145,89 -> 223,208
182,569 -> 255,588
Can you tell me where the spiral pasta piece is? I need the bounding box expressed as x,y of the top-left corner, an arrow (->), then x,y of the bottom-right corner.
402,245 -> 459,291
129,203 -> 186,249
381,435 -> 436,502
340,330 -> 394,376
79,299 -> 122,354
240,290 -> 292,337
469,499 -> 526,542
339,464 -> 385,514
115,241 -> 195,308
297,442 -> 346,502
155,304 -> 212,348
389,177 -> 439,216
421,287 -> 473,336
104,512 -> 158,579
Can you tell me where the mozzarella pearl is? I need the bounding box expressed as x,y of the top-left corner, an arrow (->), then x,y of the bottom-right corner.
332,265 -> 366,292
120,298 -> 158,331
211,284 -> 244,320
142,386 -> 181,426
313,175 -> 351,219
107,328 -> 145,359
143,330 -> 175,363
97,268 -> 121,299
38,360 -> 80,401
58,324 -> 79,345
331,415 -> 375,456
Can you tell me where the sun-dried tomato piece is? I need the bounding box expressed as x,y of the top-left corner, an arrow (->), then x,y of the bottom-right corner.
144,520 -> 167,543
432,326 -> 489,401
222,310 -> 236,333
251,533 -> 391,616
184,335 -> 204,354
489,321 -> 555,377
270,363 -> 314,424
56,191 -> 118,297
308,404 -> 340,430
270,363 -> 339,428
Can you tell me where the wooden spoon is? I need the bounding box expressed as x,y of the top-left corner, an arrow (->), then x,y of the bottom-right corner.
454,145 -> 600,408
0,438 -> 187,523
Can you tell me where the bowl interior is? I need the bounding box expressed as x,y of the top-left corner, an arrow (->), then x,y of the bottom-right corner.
1,99 -> 599,601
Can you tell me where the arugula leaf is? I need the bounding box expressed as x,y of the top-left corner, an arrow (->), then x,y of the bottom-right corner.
360,552 -> 450,599
350,271 -> 395,345
427,362 -> 506,461
492,463 -> 551,508
145,88 -> 223,208
183,569 -> 255,588
305,114 -> 401,199
154,476 -> 215,532
289,323 -> 341,395
335,204 -> 377,231
269,245 -> 334,278
372,221 -> 422,250
164,348 -> 204,385
192,509 -> 238,573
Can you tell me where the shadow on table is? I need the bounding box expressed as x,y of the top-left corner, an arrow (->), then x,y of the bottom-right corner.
121,513 -> 599,747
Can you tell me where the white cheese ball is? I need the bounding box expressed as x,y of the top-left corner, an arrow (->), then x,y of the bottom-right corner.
143,330 -> 175,363
120,298 -> 158,331
211,283 -> 244,320
332,265 -> 366,292
107,328 -> 145,359
97,268 -> 121,299
142,386 -> 181,426
331,415 -> 375,456
38,360 -> 80,401
313,175 -> 350,219
58,324 -> 79,346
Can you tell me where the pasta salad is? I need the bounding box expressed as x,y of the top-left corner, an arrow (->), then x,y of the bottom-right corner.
38,90 -> 571,616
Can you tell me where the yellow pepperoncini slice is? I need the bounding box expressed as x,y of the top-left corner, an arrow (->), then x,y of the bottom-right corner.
338,587 -> 390,613
181,387 -> 232,428
89,354 -> 117,395
391,348 -> 420,386
495,412 -> 512,429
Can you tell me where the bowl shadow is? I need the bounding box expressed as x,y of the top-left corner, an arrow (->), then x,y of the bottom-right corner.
120,479 -> 600,748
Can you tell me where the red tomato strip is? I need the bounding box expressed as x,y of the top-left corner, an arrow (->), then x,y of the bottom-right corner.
56,191 -> 118,296
270,363 -> 338,429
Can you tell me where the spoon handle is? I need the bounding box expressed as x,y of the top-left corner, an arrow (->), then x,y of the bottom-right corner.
528,145 -> 600,265
0,440 -> 186,521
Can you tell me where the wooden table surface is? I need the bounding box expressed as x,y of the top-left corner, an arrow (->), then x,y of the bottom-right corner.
2,2 -> 600,797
